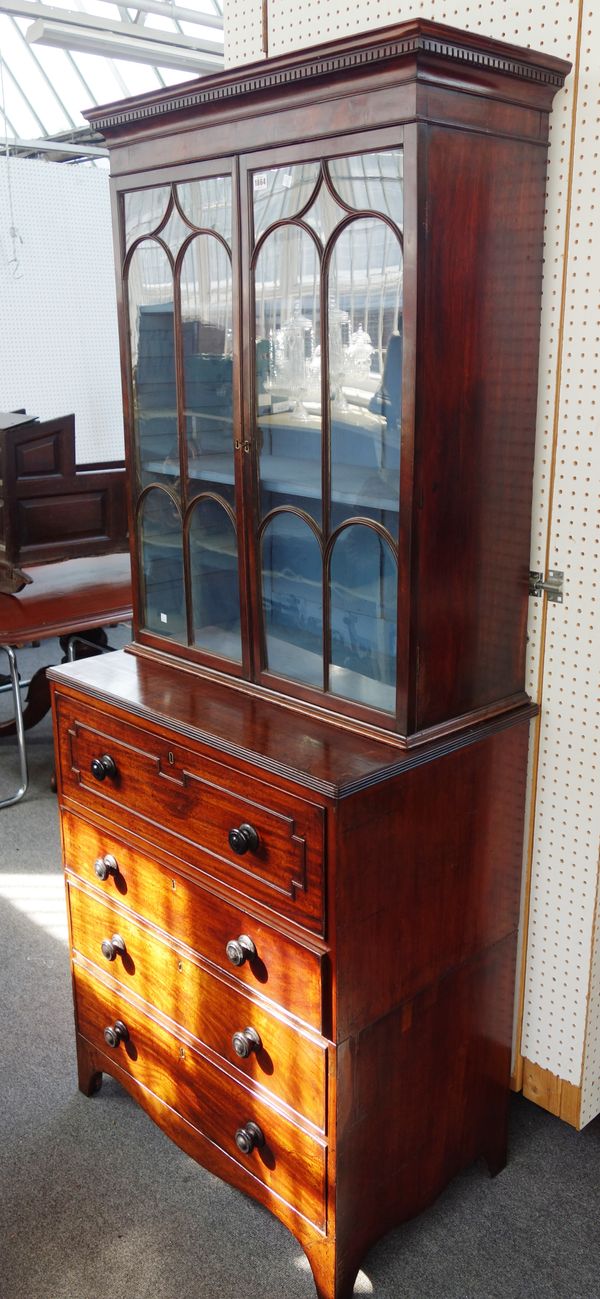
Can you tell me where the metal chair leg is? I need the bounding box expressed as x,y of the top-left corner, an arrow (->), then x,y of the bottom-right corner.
0,644 -> 29,809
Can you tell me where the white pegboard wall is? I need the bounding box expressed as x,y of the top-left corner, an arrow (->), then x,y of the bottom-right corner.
0,157 -> 123,463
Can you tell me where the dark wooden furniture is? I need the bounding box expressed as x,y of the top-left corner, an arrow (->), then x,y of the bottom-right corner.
0,553 -> 131,808
49,21 -> 569,1299
0,410 -> 127,568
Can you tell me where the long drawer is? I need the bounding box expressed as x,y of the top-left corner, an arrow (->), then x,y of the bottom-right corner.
62,812 -> 325,1032
56,695 -> 325,935
68,877 -> 327,1129
73,962 -> 327,1231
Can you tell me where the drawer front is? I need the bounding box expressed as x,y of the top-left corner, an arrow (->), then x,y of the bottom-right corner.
62,812 -> 325,1032
74,963 -> 327,1230
56,696 -> 324,935
68,879 -> 327,1129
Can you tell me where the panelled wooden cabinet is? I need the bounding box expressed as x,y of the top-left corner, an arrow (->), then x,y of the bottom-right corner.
50,22 -> 569,1299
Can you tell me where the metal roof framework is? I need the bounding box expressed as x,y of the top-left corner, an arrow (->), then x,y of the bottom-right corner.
0,0 -> 223,161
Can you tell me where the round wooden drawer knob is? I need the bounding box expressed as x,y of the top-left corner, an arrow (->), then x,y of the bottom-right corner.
103,1020 -> 129,1049
91,754 -> 118,782
228,823 -> 259,855
101,934 -> 126,962
235,1121 -> 264,1155
94,854 -> 119,881
232,1026 -> 261,1059
226,934 -> 256,967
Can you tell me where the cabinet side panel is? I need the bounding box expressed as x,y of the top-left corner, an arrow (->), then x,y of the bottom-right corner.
334,720 -> 530,1039
414,127 -> 548,731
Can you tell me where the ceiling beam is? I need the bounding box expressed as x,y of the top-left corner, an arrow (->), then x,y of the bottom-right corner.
0,2 -> 224,52
26,20 -> 223,72
4,134 -> 108,156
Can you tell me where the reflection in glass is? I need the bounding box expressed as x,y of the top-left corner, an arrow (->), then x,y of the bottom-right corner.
160,206 -> 193,259
124,186 -> 170,248
329,525 -> 397,711
177,176 -> 232,244
128,240 -> 178,493
261,514 -> 323,687
303,183 -> 347,244
139,488 -> 186,641
189,499 -> 241,661
254,225 -> 321,522
328,217 -> 402,535
328,150 -> 403,225
253,163 -> 319,239
180,235 -> 234,503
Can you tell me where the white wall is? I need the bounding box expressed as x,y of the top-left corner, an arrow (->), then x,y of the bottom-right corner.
0,157 -> 123,463
224,0 -> 600,1126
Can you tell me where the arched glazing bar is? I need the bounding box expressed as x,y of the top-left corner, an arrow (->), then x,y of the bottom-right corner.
326,521 -> 398,712
186,494 -> 242,662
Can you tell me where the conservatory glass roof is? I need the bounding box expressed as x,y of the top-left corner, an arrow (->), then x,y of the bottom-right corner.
0,0 -> 223,159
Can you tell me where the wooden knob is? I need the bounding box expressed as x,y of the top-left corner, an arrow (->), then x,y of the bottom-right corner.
103,1020 -> 128,1049
232,1027 -> 261,1059
228,823 -> 259,855
91,754 -> 117,782
234,1121 -> 264,1155
94,854 -> 118,881
101,934 -> 126,962
225,934 -> 256,967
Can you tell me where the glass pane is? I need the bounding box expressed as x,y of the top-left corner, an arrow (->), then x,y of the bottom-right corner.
261,514 -> 323,687
328,218 -> 402,536
254,225 -> 321,523
160,206 -> 193,260
302,180 -> 346,245
177,176 -> 232,244
128,240 -> 178,494
180,235 -> 234,504
253,163 -> 320,239
189,499 -> 241,662
139,488 -> 186,642
328,149 -> 403,225
329,525 -> 397,712
124,186 -> 170,249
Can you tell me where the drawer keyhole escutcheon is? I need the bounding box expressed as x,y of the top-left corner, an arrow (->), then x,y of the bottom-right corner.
101,934 -> 126,962
226,934 -> 256,967
94,854 -> 118,881
235,1121 -> 264,1155
228,823 -> 259,855
104,1020 -> 128,1049
91,754 -> 118,782
232,1026 -> 262,1059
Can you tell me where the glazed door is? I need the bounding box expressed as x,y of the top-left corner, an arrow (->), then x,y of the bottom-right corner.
245,136 -> 404,719
121,162 -> 247,672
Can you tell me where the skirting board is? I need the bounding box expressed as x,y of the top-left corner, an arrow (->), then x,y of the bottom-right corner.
522,1059 -> 582,1130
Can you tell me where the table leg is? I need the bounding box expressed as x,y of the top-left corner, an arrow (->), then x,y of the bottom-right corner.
0,645 -> 29,809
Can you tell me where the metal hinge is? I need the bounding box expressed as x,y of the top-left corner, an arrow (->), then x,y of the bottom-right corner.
529,570 -> 564,603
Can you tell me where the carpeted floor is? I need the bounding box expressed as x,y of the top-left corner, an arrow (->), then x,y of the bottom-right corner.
1,638 -> 599,1299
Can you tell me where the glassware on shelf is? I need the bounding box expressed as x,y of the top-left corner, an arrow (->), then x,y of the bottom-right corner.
345,324 -> 374,383
280,301 -> 313,420
328,297 -> 350,412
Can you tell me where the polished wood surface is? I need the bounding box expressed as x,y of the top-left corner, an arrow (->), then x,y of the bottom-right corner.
56,692 -> 325,934
0,553 -> 131,644
68,876 -> 327,1128
0,412 -> 127,567
62,811 -> 325,1030
73,962 -> 328,1231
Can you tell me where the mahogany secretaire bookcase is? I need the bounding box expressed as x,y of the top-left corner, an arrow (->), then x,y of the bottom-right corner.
49,21 -> 569,1298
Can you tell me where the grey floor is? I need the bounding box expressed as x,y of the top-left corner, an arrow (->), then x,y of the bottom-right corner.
1,638 -> 599,1299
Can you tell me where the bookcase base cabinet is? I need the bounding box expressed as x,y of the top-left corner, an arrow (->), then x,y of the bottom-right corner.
51,654 -> 532,1299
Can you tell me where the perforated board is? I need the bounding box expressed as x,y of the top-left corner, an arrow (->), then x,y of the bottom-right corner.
224,1 -> 600,1123
0,157 -> 124,463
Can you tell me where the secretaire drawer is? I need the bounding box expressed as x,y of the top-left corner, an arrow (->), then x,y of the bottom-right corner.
68,878 -> 327,1129
74,963 -> 327,1231
55,694 -> 325,935
62,812 -> 325,1032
